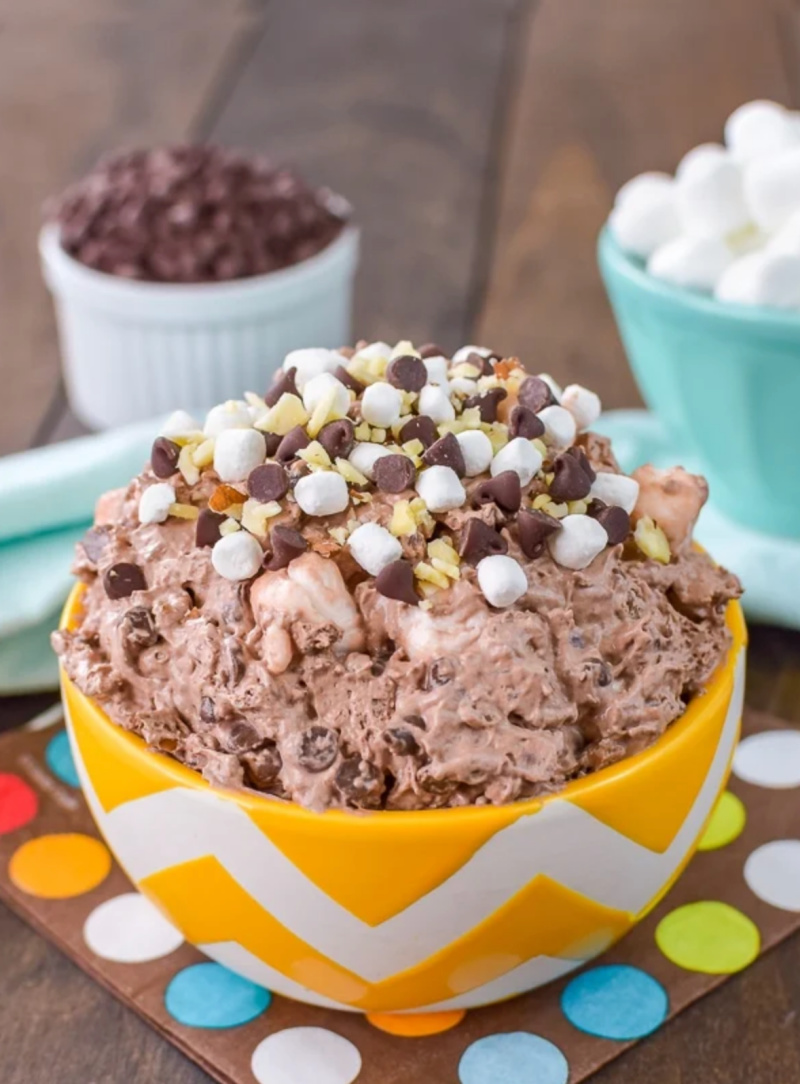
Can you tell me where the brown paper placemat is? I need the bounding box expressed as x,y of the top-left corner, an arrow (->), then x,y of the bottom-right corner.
0,707 -> 798,1083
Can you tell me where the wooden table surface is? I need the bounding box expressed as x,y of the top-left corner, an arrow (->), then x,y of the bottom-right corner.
2,1 -> 800,1080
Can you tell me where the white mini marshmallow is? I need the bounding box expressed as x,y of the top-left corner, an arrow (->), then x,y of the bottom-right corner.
614,171 -> 671,206
302,372 -> 350,418
476,554 -> 528,608
675,142 -> 725,180
452,344 -> 492,363
348,442 -> 395,481
766,207 -> 800,255
203,400 -> 253,437
160,409 -> 199,437
675,146 -> 750,238
548,514 -> 608,570
537,405 -> 577,448
449,376 -> 478,396
744,147 -> 800,232
647,235 -> 733,291
294,471 -> 350,516
211,532 -> 264,581
538,373 -> 563,403
725,100 -> 799,163
608,174 -> 680,258
715,250 -> 800,309
490,437 -> 542,486
138,482 -> 175,525
213,428 -> 266,483
283,347 -> 344,391
456,429 -> 494,476
416,465 -> 466,512
422,356 -> 450,386
418,384 -> 455,424
560,384 -> 602,432
347,522 -> 402,576
355,341 -> 392,361
589,471 -> 640,513
361,381 -> 403,427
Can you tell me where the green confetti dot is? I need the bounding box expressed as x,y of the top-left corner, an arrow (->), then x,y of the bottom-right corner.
656,901 -> 760,974
698,791 -> 746,852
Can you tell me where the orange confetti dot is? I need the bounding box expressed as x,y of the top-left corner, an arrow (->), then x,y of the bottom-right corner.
366,1009 -> 466,1037
9,833 -> 111,899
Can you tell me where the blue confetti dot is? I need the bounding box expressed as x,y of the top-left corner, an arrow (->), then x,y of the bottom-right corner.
165,962 -> 271,1029
459,1032 -> 569,1084
45,731 -> 80,789
560,964 -> 669,1041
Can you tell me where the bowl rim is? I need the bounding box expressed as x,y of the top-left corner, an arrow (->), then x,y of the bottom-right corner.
60,583 -> 746,829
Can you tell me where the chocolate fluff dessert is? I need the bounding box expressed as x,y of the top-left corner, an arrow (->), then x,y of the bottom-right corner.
53,341 -> 741,811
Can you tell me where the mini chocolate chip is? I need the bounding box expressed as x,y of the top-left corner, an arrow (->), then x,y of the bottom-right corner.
463,387 -> 507,423
587,498 -> 607,516
264,525 -> 308,570
387,354 -> 427,392
243,742 -> 282,789
81,526 -> 110,565
458,519 -> 508,565
508,405 -> 545,439
471,470 -> 521,513
398,414 -> 437,449
298,725 -> 339,772
518,375 -> 554,413
383,727 -> 421,756
221,638 -> 245,686
335,756 -> 384,807
595,505 -> 631,545
404,714 -> 427,729
196,508 -> 226,547
103,562 -> 146,599
517,509 -> 561,558
334,365 -> 365,394
375,559 -> 419,606
276,425 -> 310,463
427,657 -> 455,687
150,437 -> 181,478
374,454 -> 416,493
217,719 -> 261,753
119,606 -> 159,652
199,696 -> 216,724
418,342 -> 447,358
264,432 -> 282,457
318,417 -> 355,460
422,432 -> 466,476
264,366 -> 298,407
549,453 -> 592,501
466,351 -> 495,377
567,445 -> 596,482
247,462 -> 289,502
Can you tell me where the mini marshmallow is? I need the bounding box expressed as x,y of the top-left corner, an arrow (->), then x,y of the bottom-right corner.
211,532 -> 264,581
449,376 -> 478,396
608,174 -> 681,258
302,372 -> 350,418
538,373 -> 563,403
347,522 -> 403,576
418,383 -> 456,424
348,442 -> 395,481
160,409 -> 199,437
294,471 -> 350,516
560,384 -> 602,432
361,381 -> 403,427
355,341 -> 392,361
675,146 -> 750,238
548,514 -> 607,570
138,482 -> 175,525
490,437 -> 542,485
537,405 -> 576,448
476,554 -> 528,608
766,207 -> 800,255
614,171 -> 671,206
422,356 -> 450,386
213,428 -> 266,483
589,471 -> 640,514
647,235 -> 733,291
283,347 -> 344,391
725,100 -> 798,163
715,250 -> 800,309
203,400 -> 253,437
452,344 -> 492,363
743,147 -> 800,232
416,465 -> 466,512
456,429 -> 494,476
675,142 -> 725,180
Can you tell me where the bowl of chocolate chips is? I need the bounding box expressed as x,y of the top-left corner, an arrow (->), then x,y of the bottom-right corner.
40,144 -> 358,429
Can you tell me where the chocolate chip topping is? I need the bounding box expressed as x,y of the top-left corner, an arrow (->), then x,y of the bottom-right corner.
398,414 -> 437,449
383,727 -> 421,756
567,444 -> 596,482
298,725 -> 339,772
387,354 -> 427,392
375,559 -> 419,606
264,525 -> 308,571
471,470 -> 522,513
264,432 -> 282,457
264,366 -> 298,408
317,417 -> 355,460
549,453 -> 592,502
594,505 -> 631,546
334,365 -> 365,394
275,425 -> 310,463
196,508 -> 226,548
422,432 -> 466,476
418,342 -> 447,359
218,719 -> 262,753
103,562 -> 147,600
458,519 -> 509,565
119,606 -> 159,653
518,375 -> 554,414
247,462 -> 289,502
81,525 -> 110,565
467,351 -> 495,377
334,756 -> 384,808
508,404 -> 545,440
150,437 -> 181,478
464,387 -> 507,423
517,508 -> 561,558
374,454 -> 416,494
243,743 -> 283,789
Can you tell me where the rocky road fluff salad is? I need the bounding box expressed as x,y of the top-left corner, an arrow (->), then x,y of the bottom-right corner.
53,341 -> 741,811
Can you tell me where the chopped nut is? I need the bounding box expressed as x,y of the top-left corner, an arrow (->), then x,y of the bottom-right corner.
335,458 -> 369,486
428,538 -> 461,566
431,557 -> 460,580
477,374 -> 502,391
354,421 -> 372,442
485,423 -> 510,454
178,443 -> 201,485
170,430 -> 205,447
168,502 -> 200,520
544,471 -> 555,485
402,438 -> 424,458
244,391 -> 267,413
449,362 -> 481,380
495,357 -> 522,380
371,427 -> 387,444
297,441 -> 332,469
307,387 -> 340,439
532,438 -> 548,459
209,484 -> 248,512
419,599 -> 433,610
390,500 -> 417,537
634,515 -> 671,564
328,526 -> 349,545
568,499 -> 589,515
399,391 -> 417,415
255,393 -> 309,436
391,339 -> 418,358
192,438 -> 216,468
219,518 -> 241,536
241,498 -> 282,537
414,561 -> 450,590
549,501 -> 569,519
351,490 -> 373,505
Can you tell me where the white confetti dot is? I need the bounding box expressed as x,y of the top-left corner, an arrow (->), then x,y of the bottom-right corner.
744,840 -> 800,912
733,730 -> 800,789
83,893 -> 183,962
251,1027 -> 362,1084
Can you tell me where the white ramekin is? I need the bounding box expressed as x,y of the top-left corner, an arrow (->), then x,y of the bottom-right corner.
39,224 -> 360,429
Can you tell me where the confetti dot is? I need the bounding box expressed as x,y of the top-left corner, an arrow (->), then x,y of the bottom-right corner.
656,901 -> 760,974
45,730 -> 80,788
251,1027 -> 362,1084
84,892 -> 184,962
733,730 -> 800,789
165,962 -> 270,1029
698,791 -> 747,851
560,964 -> 669,1041
0,773 -> 38,835
9,833 -> 111,899
744,840 -> 800,912
458,1032 -> 569,1084
367,1009 -> 466,1036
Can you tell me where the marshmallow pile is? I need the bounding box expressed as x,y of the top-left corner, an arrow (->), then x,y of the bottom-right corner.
609,100 -> 800,309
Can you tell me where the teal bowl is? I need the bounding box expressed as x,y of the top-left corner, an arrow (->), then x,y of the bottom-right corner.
598,227 -> 800,538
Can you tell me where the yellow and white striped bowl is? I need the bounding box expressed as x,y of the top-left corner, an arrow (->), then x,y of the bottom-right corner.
60,585 -> 746,1013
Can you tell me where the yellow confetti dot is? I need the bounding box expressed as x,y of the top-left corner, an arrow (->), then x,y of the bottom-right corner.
655,901 -> 760,974
366,1009 -> 466,1036
9,833 -> 111,899
698,791 -> 747,852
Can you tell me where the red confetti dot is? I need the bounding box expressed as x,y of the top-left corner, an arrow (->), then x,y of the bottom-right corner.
0,773 -> 39,834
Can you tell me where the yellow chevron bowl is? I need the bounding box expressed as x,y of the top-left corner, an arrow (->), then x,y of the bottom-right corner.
59,585 -> 746,1013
